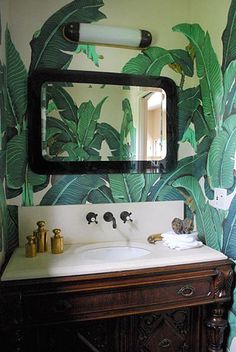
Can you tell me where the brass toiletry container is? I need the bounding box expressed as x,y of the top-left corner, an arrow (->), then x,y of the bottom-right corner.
25,235 -> 37,257
34,220 -> 48,253
51,228 -> 64,254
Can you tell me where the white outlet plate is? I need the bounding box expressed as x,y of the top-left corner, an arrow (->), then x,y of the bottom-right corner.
210,188 -> 228,210
215,188 -> 227,205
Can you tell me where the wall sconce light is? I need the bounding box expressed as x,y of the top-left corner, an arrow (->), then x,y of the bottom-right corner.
62,22 -> 152,49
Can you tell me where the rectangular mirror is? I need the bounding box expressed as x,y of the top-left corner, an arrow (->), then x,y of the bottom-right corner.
28,69 -> 177,174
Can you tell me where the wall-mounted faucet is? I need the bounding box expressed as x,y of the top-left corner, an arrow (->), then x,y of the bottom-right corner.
103,212 -> 117,229
86,212 -> 98,224
120,211 -> 133,224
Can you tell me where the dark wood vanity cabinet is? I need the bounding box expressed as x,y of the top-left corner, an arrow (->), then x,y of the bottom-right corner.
0,259 -> 234,352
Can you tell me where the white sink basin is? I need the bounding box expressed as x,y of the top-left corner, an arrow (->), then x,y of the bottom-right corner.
77,243 -> 151,261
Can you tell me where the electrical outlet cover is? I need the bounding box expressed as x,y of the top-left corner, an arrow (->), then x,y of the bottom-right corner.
209,188 -> 228,210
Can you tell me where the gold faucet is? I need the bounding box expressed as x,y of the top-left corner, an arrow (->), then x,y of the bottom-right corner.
147,234 -> 162,244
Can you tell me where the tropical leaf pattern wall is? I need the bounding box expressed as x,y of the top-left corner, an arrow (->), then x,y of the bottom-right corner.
1,0 -> 236,349
0,9 -> 6,253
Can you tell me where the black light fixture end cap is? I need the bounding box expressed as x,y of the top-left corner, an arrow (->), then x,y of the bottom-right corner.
139,30 -> 152,48
62,22 -> 80,43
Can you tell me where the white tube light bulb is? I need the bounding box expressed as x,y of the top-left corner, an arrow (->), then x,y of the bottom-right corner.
63,22 -> 152,49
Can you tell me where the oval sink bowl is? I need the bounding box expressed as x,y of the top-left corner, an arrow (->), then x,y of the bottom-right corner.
77,243 -> 151,262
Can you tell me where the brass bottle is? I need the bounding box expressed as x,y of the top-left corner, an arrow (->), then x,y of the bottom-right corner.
35,220 -> 48,252
25,235 -> 37,257
51,228 -> 64,254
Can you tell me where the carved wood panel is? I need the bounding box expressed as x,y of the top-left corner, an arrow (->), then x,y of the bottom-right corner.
133,308 -> 196,352
214,266 -> 234,299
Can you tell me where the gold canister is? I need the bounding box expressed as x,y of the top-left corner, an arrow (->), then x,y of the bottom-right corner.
35,220 -> 48,252
51,228 -> 64,254
25,235 -> 37,257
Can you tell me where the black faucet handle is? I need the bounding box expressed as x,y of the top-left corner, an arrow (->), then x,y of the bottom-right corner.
103,212 -> 113,222
86,212 -> 98,224
120,211 -> 133,223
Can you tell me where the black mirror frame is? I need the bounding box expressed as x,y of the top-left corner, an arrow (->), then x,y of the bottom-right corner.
28,69 -> 178,174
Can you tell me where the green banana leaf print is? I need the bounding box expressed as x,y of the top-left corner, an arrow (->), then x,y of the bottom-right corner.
6,130 -> 49,205
192,106 -> 214,142
0,60 -> 6,252
222,0 -> 236,72
87,184 -> 114,204
75,44 -> 101,67
122,47 -> 193,81
203,176 -> 214,201
6,131 -> 27,189
147,153 -> 207,201
0,61 -> 7,145
40,174 -> 108,205
29,0 -> 106,72
222,193 -> 236,259
173,24 -> 224,133
207,114 -> 236,189
180,127 -> 197,152
122,47 -> 174,76
5,205 -> 18,255
177,87 -> 200,141
5,28 -> 27,130
223,60 -> 236,119
5,29 -> 49,205
0,9 -> 1,45
139,174 -> 161,201
108,174 -> 145,203
0,55 -> 6,252
168,49 -> 194,77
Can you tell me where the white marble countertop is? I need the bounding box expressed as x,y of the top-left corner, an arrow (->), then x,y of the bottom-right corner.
1,241 -> 227,281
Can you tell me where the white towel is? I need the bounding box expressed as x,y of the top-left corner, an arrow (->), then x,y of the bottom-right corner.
161,231 -> 203,250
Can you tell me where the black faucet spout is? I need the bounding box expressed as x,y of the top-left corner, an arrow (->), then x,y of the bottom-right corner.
103,212 -> 117,229
112,217 -> 117,229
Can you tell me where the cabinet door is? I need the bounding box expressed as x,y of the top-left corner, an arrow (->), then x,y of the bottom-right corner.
27,319 -> 119,352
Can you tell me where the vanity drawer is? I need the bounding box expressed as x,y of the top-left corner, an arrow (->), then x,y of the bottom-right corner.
23,276 -> 214,324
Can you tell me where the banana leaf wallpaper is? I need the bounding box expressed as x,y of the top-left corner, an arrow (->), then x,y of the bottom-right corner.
1,0 -> 236,349
0,7 -> 7,256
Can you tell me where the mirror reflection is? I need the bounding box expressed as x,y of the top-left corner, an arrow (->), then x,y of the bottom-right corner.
41,82 -> 167,163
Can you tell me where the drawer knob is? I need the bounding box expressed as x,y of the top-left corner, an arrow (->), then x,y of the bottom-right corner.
178,285 -> 195,297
